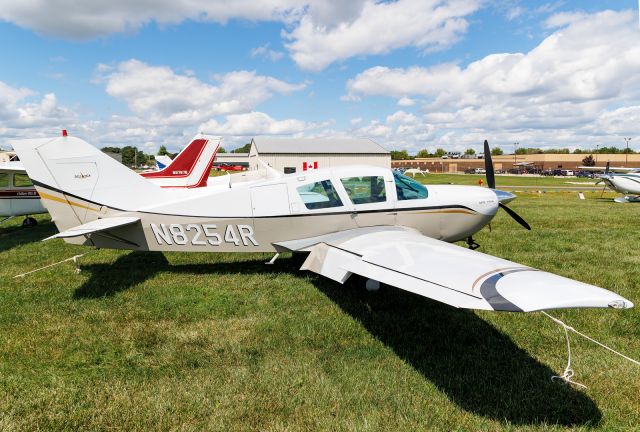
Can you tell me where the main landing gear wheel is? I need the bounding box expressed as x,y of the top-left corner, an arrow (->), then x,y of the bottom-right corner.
466,236 -> 480,250
22,217 -> 37,228
365,279 -> 380,292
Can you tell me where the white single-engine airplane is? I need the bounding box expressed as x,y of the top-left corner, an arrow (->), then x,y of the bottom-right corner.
403,168 -> 429,177
579,163 -> 640,203
12,136 -> 633,313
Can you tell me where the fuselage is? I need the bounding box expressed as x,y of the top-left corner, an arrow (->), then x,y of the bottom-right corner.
37,165 -> 501,252
602,172 -> 640,195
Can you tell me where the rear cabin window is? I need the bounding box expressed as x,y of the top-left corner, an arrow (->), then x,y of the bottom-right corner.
340,176 -> 386,204
297,180 -> 343,210
13,174 -> 33,187
393,171 -> 428,200
0,173 -> 8,188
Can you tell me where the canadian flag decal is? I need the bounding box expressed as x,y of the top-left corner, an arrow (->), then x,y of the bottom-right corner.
303,161 -> 318,171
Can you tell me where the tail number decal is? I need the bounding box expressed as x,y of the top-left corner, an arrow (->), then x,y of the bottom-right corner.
150,223 -> 259,247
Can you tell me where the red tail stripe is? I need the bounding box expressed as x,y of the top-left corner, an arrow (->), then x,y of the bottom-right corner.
141,139 -> 208,178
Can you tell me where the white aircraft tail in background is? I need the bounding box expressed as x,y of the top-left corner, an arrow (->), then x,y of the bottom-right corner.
155,155 -> 173,170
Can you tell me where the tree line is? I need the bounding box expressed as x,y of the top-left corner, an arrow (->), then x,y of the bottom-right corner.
100,146 -> 155,168
392,146 -> 635,160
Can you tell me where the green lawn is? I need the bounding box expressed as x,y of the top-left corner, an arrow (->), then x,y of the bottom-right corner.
1,192 -> 639,430
415,173 -> 597,187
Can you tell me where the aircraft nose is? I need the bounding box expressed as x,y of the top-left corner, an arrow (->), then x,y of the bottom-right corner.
493,189 -> 516,204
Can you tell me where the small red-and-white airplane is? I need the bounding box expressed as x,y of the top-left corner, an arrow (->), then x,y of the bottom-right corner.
1,133 -> 220,226
11,135 -> 633,314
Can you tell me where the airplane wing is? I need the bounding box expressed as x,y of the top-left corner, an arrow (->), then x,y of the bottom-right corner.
578,166 -> 634,172
44,216 -> 140,240
276,227 -> 633,312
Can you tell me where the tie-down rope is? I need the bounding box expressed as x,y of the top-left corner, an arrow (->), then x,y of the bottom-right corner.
541,311 -> 640,389
14,252 -> 89,278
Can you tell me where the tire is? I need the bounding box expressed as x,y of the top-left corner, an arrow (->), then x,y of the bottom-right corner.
22,217 -> 37,228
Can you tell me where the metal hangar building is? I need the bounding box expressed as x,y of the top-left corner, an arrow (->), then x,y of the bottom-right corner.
246,137 -> 390,173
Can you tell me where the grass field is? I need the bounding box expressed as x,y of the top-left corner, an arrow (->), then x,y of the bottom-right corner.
1,191 -> 639,430
415,173 -> 596,187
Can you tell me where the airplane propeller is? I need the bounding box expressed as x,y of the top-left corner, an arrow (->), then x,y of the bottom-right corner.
599,161 -> 610,198
483,140 -> 531,230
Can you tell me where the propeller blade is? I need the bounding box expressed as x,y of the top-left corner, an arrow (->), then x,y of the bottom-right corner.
483,140 -> 496,189
605,161 -> 610,175
499,203 -> 531,230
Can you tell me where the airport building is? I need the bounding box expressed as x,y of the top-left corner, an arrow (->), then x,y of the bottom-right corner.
215,137 -> 390,174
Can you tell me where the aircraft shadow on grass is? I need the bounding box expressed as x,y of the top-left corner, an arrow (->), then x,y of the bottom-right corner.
0,219 -> 56,254
74,252 -> 601,426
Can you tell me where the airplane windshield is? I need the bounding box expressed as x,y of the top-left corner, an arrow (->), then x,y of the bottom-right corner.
393,171 -> 428,200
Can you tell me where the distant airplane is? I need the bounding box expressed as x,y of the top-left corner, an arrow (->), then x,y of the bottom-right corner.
0,161 -> 47,226
140,134 -> 220,188
579,163 -> 640,202
155,155 -> 173,170
403,168 -> 429,177
11,135 -> 633,314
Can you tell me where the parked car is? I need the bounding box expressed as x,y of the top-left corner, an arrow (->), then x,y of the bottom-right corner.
576,171 -> 595,178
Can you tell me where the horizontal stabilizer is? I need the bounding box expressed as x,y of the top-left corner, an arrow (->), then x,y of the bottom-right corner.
44,216 -> 140,240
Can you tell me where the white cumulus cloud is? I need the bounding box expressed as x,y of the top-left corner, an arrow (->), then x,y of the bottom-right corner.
284,0 -> 480,71
98,60 -> 306,126
343,10 -> 640,150
0,0 -> 479,71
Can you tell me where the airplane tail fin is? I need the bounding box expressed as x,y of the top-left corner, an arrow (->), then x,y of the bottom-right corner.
141,134 -> 221,188
155,155 -> 172,170
11,135 -> 168,234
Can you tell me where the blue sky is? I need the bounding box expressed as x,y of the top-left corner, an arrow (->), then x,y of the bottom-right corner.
0,1 -> 637,153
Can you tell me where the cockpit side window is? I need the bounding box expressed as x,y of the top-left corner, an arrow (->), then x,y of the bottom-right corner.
13,173 -> 33,187
297,180 -> 343,210
393,171 -> 428,200
0,173 -> 8,188
340,176 -> 386,204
